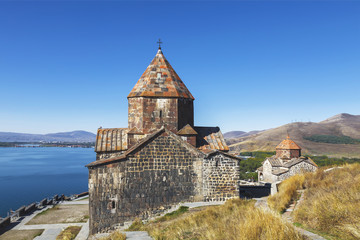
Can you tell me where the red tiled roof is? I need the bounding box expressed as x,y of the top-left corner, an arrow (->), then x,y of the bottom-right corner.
128,49 -> 194,100
95,128 -> 129,152
276,136 -> 301,150
195,127 -> 229,151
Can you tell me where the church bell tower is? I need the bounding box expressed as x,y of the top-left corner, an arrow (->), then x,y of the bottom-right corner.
127,43 -> 194,137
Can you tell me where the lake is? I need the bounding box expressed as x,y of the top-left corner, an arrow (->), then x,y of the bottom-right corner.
0,147 -> 94,218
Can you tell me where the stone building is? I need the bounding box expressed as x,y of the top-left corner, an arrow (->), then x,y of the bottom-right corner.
86,46 -> 240,234
257,136 -> 318,183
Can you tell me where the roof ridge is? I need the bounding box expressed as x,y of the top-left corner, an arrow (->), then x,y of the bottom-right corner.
87,127 -> 204,168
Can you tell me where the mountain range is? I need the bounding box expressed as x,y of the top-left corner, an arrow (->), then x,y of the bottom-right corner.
225,113 -> 360,158
0,131 -> 96,143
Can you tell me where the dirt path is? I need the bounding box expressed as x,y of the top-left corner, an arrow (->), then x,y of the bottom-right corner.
254,193 -> 326,240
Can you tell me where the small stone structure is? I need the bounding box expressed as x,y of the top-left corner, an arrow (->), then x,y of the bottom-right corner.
86,46 -> 241,234
257,136 -> 318,183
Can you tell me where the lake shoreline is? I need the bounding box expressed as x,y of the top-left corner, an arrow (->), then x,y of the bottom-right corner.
0,147 -> 93,218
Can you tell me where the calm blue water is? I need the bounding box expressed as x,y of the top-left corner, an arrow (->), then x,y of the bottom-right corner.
0,147 -> 94,217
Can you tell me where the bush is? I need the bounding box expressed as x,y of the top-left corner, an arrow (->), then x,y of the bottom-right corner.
99,231 -> 126,240
56,226 -> 81,240
238,151 -> 274,180
303,135 -> 360,144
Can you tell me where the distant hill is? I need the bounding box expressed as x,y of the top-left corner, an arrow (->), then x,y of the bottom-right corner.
224,130 -> 264,139
0,131 -> 96,143
227,113 -> 360,158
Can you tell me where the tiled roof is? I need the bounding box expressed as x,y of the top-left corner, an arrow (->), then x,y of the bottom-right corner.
272,168 -> 289,176
284,157 -> 318,168
128,49 -> 194,100
95,128 -> 129,152
87,127 -> 204,167
194,126 -> 229,151
266,157 -> 283,167
177,124 -> 198,135
263,156 -> 318,173
276,136 -> 301,150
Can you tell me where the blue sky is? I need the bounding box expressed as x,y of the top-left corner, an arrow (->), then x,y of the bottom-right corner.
1,1 -> 359,134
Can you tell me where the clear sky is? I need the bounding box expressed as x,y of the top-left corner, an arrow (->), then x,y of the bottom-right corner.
1,1 -> 359,134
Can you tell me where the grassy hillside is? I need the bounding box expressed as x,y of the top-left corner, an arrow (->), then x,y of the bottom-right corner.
129,199 -> 305,240
228,113 -> 360,158
269,164 -> 360,240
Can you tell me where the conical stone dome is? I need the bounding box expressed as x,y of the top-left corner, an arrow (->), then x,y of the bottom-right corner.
128,49 -> 194,100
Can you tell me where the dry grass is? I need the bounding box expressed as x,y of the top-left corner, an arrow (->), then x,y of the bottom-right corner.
27,204 -> 89,224
141,199 -> 305,240
294,164 -> 360,240
268,174 -> 306,212
99,231 -> 126,240
56,226 -> 81,240
0,229 -> 43,240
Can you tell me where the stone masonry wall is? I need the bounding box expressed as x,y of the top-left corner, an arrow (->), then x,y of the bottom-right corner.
128,97 -> 194,135
278,161 -> 317,181
202,153 -> 240,201
88,133 -> 203,234
276,149 -> 301,159
128,98 -> 144,131
142,98 -> 178,133
290,149 -> 301,158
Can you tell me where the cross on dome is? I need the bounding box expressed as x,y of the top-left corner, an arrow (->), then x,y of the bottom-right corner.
157,38 -> 163,49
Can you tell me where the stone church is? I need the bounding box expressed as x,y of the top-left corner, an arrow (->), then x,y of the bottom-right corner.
257,136 -> 318,183
86,46 -> 240,234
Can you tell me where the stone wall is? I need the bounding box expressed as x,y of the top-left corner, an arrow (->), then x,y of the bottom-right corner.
278,161 -> 317,181
88,132 -> 203,234
276,149 -> 301,159
128,97 -> 144,131
261,160 -> 277,183
202,153 -> 240,201
128,97 -> 194,135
